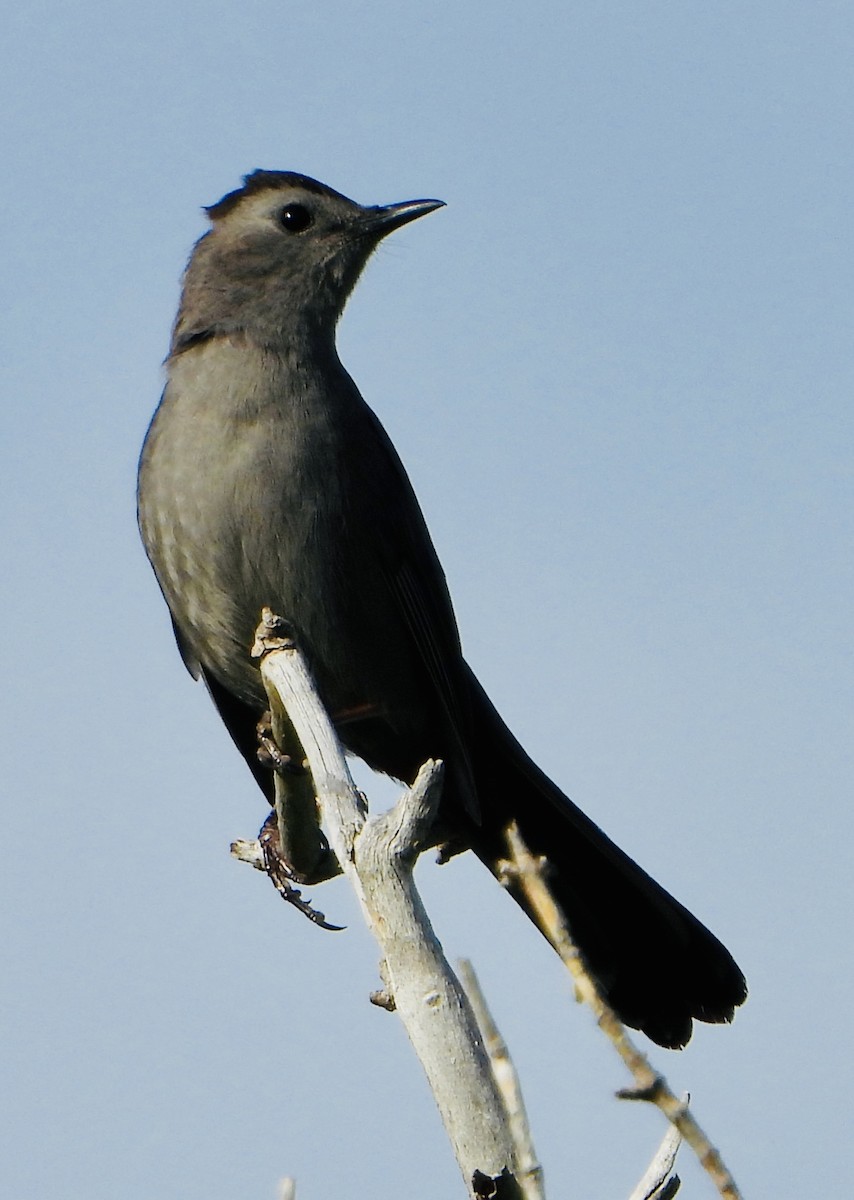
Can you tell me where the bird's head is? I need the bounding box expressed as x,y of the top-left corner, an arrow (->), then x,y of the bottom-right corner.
172,171 -> 444,352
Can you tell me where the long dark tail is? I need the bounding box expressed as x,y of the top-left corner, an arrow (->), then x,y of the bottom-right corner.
462,667 -> 747,1048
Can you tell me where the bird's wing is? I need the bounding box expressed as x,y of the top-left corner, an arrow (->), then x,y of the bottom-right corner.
356,398 -> 480,818
200,664 -> 276,800
386,548 -> 480,822
170,615 -> 202,679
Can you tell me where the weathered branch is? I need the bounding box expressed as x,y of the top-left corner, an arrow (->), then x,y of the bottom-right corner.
239,609 -> 731,1200
250,609 -> 526,1199
503,823 -> 741,1200
259,690 -> 338,884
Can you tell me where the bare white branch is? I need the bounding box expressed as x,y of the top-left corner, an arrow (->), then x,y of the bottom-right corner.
253,611 -> 526,1198
229,838 -> 265,869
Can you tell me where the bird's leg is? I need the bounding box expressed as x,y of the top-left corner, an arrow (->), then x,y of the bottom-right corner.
256,710 -> 308,776
255,706 -> 342,886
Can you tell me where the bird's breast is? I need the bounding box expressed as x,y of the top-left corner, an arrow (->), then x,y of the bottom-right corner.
139,337 -> 416,721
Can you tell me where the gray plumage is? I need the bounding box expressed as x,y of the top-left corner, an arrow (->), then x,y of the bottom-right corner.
139,171 -> 746,1046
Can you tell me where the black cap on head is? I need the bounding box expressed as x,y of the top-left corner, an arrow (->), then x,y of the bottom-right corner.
205,171 -> 350,221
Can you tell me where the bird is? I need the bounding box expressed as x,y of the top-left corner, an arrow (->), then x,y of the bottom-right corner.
138,170 -> 746,1048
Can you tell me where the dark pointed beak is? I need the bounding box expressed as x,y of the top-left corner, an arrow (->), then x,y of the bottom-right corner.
359,198 -> 445,238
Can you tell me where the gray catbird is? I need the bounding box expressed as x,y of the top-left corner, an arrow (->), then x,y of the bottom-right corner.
138,171 -> 746,1047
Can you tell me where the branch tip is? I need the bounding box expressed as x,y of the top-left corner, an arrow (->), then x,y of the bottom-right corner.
251,607 -> 296,658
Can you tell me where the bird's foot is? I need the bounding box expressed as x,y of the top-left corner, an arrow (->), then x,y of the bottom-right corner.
258,810 -> 344,931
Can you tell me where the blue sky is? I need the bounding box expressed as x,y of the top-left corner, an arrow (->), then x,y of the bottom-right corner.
3,3 -> 852,1197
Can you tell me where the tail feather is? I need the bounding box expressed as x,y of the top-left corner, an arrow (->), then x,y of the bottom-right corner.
462,668 -> 747,1048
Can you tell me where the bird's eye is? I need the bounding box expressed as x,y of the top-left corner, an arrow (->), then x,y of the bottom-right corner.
278,204 -> 313,233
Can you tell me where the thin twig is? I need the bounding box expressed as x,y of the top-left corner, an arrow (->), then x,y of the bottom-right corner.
629,1122 -> 682,1200
458,959 -> 545,1200
503,823 -> 742,1200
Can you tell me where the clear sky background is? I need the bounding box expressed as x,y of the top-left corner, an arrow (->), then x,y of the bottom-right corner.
2,3 -> 851,1198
